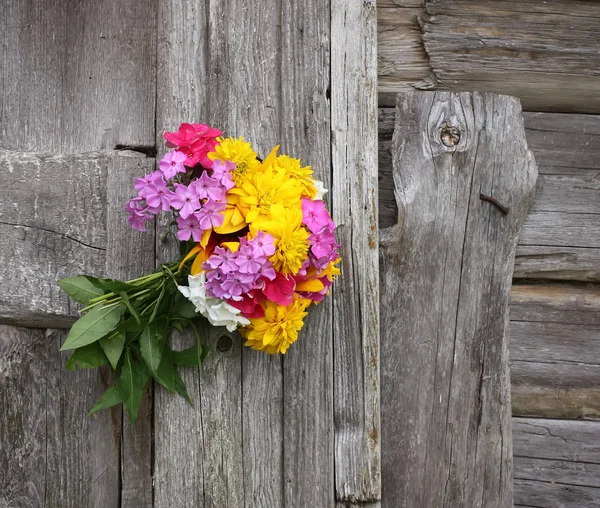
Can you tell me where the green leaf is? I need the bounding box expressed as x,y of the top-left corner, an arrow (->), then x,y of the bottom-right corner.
172,344 -> 209,367
140,319 -> 167,374
174,368 -> 192,405
58,276 -> 105,305
60,304 -> 126,351
117,317 -> 148,333
154,345 -> 176,393
147,283 -> 166,324
120,351 -> 150,424
175,294 -> 198,319
119,291 -> 141,325
92,278 -> 137,293
99,332 -> 126,370
89,385 -> 125,415
65,342 -> 108,370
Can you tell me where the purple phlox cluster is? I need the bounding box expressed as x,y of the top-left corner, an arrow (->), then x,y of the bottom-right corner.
126,197 -> 154,232
203,232 -> 276,301
301,198 -> 340,272
159,151 -> 187,179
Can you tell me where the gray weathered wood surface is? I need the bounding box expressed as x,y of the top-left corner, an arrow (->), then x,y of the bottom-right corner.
155,1 -> 381,506
379,108 -> 600,281
331,0 -> 381,504
380,92 -> 537,507
377,0 -> 600,113
281,1 -> 335,506
0,0 -> 156,505
513,418 -> 600,507
510,283 -> 600,420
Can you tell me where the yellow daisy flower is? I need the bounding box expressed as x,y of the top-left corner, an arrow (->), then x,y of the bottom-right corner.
272,155 -> 317,198
208,137 -> 260,183
252,203 -> 309,275
241,297 -> 311,354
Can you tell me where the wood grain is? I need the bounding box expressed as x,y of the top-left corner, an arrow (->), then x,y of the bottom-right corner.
106,152 -> 156,508
377,1 -> 600,113
510,283 -> 600,420
379,108 -> 600,281
332,0 -> 381,503
0,0 -> 156,153
513,417 -> 600,507
380,92 -> 537,507
280,0 -> 335,506
0,326 -> 121,508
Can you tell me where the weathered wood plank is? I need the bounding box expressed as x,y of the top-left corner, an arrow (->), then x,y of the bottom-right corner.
509,283 -> 600,420
380,92 -> 537,507
155,1 -> 284,506
280,0 -> 335,506
379,108 -> 600,280
513,418 -> 600,507
0,150 -> 107,328
105,152 -> 156,508
332,0 -> 381,503
0,0 -> 156,152
0,326 -> 121,508
377,1 -> 600,114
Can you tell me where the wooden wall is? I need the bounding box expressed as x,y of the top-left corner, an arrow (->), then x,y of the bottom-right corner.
378,1 -> 600,506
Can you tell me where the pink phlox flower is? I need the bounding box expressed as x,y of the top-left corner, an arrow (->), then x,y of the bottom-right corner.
192,171 -> 224,201
126,197 -> 154,232
309,229 -> 339,259
254,262 -> 277,282
159,151 -> 187,179
301,198 -> 332,233
219,172 -> 235,193
142,179 -> 175,212
134,170 -> 163,193
211,160 -> 236,181
248,231 -> 276,258
195,199 -> 226,229
205,246 -> 239,274
176,215 -> 205,242
235,244 -> 266,274
219,272 -> 255,301
170,183 -> 201,219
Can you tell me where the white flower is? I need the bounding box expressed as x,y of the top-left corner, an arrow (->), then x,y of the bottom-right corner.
313,179 -> 328,200
178,273 -> 250,332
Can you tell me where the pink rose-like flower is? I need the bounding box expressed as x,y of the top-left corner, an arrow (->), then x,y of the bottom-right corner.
163,123 -> 222,169
159,151 -> 187,180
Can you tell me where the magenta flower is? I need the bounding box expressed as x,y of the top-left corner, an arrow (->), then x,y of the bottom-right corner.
302,198 -> 332,233
159,151 -> 187,179
195,199 -> 226,229
235,244 -> 266,274
164,123 -> 222,169
176,215 -> 204,242
170,183 -> 200,219
211,160 -> 236,181
141,180 -> 175,212
192,171 -> 224,201
126,197 -> 154,232
309,229 -> 339,259
134,170 -> 163,193
248,231 -> 275,258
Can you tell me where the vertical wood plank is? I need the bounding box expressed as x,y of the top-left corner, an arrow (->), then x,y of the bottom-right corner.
0,326 -> 120,508
0,0 -> 156,153
280,1 -> 335,507
331,0 -> 381,503
154,1 -> 283,506
106,152 -> 156,508
380,92 -> 537,507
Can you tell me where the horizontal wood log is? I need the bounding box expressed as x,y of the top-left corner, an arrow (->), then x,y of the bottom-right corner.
381,92 -> 538,507
513,417 -> 600,507
510,283 -> 600,420
377,1 -> 600,114
0,150 -> 154,329
379,108 -> 600,281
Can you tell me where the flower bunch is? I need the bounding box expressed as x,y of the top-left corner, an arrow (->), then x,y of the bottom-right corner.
58,122 -> 340,422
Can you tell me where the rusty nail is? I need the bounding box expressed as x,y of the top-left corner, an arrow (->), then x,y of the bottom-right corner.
480,194 -> 510,216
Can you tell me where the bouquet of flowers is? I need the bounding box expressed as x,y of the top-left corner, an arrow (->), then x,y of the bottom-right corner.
58,123 -> 340,423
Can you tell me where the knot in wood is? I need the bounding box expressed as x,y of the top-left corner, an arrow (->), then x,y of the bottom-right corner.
440,122 -> 460,147
217,335 -> 233,353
